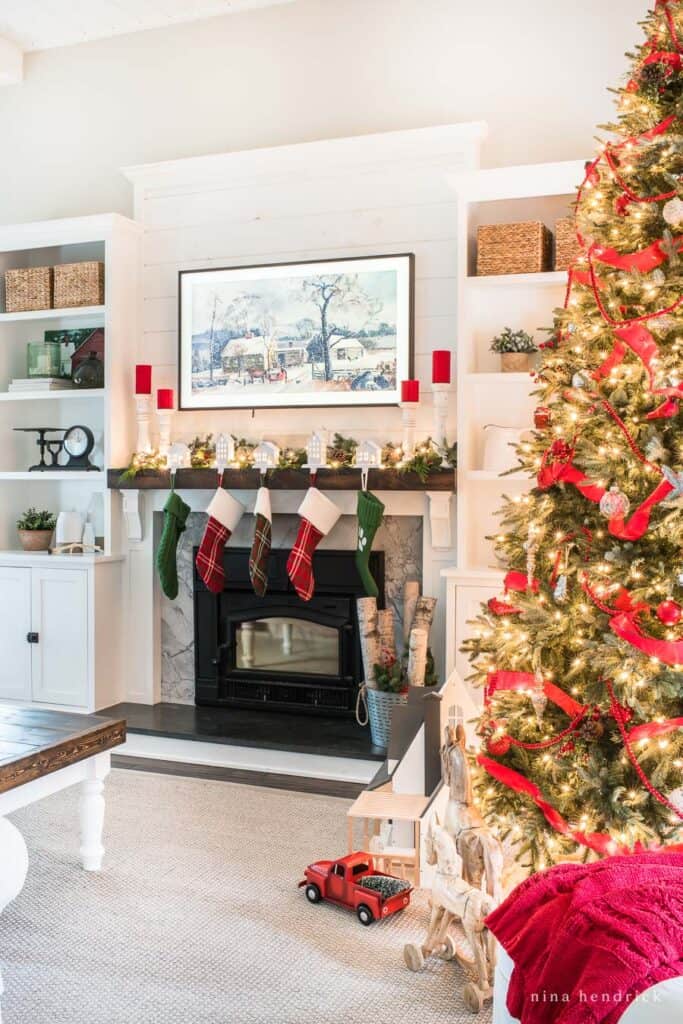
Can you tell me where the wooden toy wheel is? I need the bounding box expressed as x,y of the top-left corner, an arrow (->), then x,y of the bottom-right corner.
437,935 -> 457,961
463,983 -> 484,1015
403,943 -> 425,972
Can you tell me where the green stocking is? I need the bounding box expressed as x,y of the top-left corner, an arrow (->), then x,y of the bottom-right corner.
355,489 -> 385,597
156,490 -> 191,600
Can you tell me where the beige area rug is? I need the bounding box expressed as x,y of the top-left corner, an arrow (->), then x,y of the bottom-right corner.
3,769 -> 492,1024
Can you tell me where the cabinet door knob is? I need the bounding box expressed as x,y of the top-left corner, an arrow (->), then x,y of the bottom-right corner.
26,632 -> 39,644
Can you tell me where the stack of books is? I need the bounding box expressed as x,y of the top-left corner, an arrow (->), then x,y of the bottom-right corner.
8,377 -> 74,393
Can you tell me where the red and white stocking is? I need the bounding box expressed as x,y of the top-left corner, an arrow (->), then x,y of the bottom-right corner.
287,487 -> 341,601
196,488 -> 245,594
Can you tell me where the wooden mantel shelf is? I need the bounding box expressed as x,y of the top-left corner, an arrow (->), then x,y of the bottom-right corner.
107,467 -> 456,492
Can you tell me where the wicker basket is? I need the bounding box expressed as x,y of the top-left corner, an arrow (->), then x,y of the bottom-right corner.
554,216 -> 582,271
5,267 -> 53,312
53,261 -> 105,308
477,221 -> 553,276
365,687 -> 408,752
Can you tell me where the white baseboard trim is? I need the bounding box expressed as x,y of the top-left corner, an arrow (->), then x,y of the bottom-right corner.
116,733 -> 378,785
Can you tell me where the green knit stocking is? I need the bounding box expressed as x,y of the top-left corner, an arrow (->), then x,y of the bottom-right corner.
355,489 -> 385,597
156,490 -> 191,600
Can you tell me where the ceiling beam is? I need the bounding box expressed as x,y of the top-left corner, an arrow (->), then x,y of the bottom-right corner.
0,36 -> 23,85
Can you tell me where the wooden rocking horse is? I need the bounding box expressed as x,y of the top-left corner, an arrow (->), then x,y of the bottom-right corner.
442,723 -> 504,904
403,817 -> 496,1014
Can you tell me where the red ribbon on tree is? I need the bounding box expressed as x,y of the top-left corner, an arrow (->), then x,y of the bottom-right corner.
610,612 -> 683,666
504,570 -> 539,594
485,670 -> 586,718
592,322 -> 683,419
476,754 -> 626,857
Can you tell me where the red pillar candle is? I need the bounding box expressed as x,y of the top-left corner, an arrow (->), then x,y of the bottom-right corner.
432,350 -> 451,384
401,379 -> 420,403
157,388 -> 175,410
135,364 -> 152,395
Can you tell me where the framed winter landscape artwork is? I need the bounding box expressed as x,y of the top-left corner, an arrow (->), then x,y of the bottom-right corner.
178,253 -> 414,410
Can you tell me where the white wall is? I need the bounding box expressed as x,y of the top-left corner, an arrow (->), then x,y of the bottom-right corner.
0,0 -> 645,225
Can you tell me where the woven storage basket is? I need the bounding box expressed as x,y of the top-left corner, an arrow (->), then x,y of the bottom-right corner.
365,687 -> 407,752
554,216 -> 582,271
53,261 -> 105,308
5,267 -> 53,312
477,221 -> 553,276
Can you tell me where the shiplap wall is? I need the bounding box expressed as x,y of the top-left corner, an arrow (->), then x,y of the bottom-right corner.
126,123 -> 485,447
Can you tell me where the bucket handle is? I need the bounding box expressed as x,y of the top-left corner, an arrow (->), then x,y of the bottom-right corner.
355,682 -> 369,727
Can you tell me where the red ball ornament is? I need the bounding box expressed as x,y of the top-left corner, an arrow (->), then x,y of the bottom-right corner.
534,406 -> 552,430
487,734 -> 511,756
657,599 -> 683,625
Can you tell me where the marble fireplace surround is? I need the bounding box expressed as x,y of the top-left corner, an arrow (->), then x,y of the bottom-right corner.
120,488 -> 456,708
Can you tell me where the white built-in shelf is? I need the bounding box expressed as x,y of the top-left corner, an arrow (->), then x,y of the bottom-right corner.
467,469 -> 529,481
0,304 -> 105,324
467,270 -> 567,288
0,550 -> 124,565
0,389 -> 105,402
0,470 -> 105,483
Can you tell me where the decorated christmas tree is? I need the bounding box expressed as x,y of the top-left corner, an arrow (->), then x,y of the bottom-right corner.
465,0 -> 683,868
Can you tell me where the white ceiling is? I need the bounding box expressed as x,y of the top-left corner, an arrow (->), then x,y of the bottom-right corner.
0,0 -> 295,52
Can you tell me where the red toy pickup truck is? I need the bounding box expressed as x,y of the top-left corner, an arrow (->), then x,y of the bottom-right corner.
299,852 -> 412,925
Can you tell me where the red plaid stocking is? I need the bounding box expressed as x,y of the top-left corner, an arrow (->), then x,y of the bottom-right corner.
286,487 -> 341,601
196,488 -> 244,593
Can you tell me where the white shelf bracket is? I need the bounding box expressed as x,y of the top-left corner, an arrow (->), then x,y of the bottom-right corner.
426,491 -> 453,551
122,490 -> 143,542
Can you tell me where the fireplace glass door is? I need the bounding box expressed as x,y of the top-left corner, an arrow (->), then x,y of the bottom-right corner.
235,616 -> 339,677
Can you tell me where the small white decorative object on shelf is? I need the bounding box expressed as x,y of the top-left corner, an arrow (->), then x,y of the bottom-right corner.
167,442 -> 190,485
432,383 -> 450,467
304,431 -> 328,475
252,440 -> 280,476
215,433 -> 235,478
134,395 -> 152,454
354,439 -> 383,489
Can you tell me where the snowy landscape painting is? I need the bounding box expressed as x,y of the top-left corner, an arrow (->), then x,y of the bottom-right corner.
178,254 -> 413,409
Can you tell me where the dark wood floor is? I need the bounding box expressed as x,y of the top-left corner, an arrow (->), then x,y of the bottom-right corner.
101,701 -> 385,762
113,754 -> 364,799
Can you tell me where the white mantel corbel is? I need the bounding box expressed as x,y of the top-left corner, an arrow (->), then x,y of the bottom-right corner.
122,490 -> 143,542
426,491 -> 453,550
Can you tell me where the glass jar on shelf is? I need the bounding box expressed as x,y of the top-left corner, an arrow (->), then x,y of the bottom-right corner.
27,340 -> 61,378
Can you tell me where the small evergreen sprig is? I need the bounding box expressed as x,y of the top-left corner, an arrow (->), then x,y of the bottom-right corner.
17,508 -> 56,531
372,644 -> 438,692
490,327 -> 538,354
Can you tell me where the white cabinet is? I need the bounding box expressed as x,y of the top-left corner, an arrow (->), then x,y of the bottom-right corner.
0,566 -> 31,701
30,568 -> 89,706
0,554 -> 122,712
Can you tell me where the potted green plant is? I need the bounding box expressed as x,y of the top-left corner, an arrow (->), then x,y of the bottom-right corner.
16,507 -> 57,551
490,327 -> 538,373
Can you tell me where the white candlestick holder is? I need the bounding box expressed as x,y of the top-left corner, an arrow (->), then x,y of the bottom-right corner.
432,383 -> 451,466
135,395 -> 153,454
401,402 -> 418,461
157,409 -> 173,457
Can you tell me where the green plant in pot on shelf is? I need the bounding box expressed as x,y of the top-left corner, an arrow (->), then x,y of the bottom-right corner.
490,327 -> 538,373
16,508 -> 57,552
365,646 -> 438,751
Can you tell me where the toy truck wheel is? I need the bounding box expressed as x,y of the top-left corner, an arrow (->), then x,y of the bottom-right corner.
356,904 -> 374,926
305,884 -> 322,904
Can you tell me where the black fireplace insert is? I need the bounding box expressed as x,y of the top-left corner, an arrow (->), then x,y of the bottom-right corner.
193,547 -> 384,715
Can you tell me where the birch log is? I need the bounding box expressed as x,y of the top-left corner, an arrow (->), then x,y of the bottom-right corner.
377,608 -> 396,662
411,596 -> 437,640
357,597 -> 380,687
407,627 -> 429,686
402,581 -> 421,644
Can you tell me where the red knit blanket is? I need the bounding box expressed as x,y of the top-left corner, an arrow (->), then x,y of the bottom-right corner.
486,851 -> 683,1024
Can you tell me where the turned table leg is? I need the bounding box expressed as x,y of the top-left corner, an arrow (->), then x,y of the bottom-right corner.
79,753 -> 110,872
0,817 -> 29,1024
